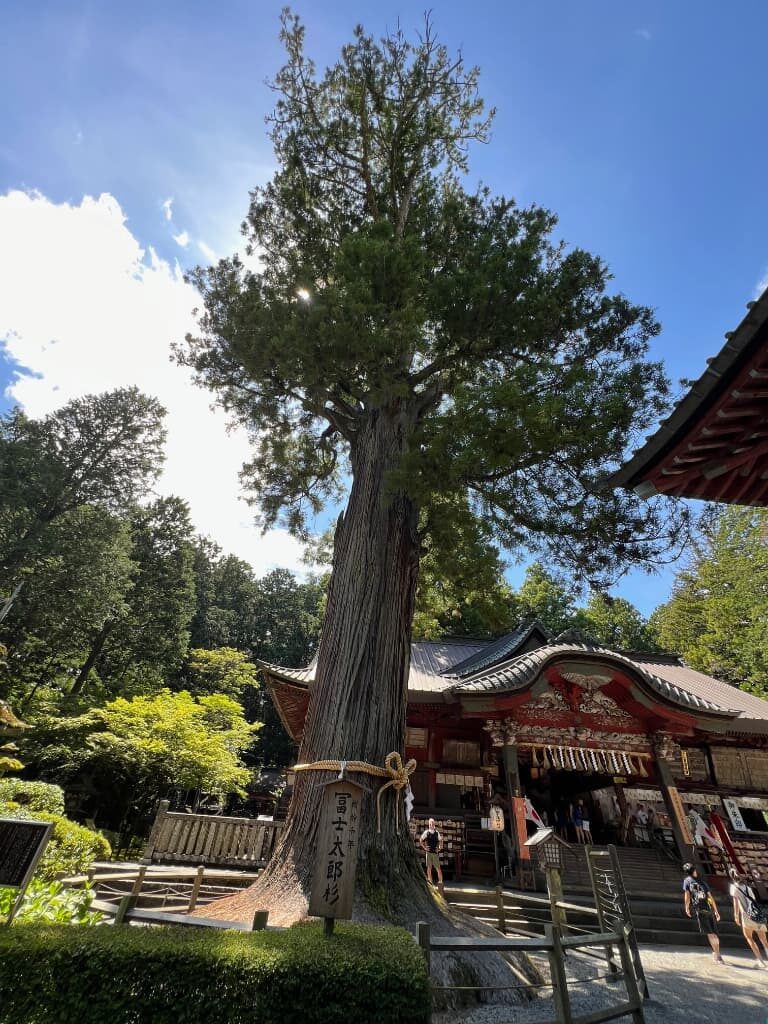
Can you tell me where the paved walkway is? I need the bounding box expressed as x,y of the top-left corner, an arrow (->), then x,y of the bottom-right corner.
435,944 -> 768,1024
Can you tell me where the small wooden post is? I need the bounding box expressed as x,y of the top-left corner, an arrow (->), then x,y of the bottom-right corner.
545,865 -> 567,931
188,865 -> 205,911
618,925 -> 645,1024
495,885 -> 507,934
252,910 -> 269,931
416,921 -> 431,976
141,800 -> 170,864
130,864 -> 147,903
545,925 -> 573,1024
113,894 -> 133,926
323,916 -> 335,937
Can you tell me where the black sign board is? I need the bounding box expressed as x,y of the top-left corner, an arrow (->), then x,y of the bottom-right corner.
586,845 -> 649,1000
0,818 -> 52,889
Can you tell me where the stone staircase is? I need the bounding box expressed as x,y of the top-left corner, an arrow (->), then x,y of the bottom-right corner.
446,843 -> 746,949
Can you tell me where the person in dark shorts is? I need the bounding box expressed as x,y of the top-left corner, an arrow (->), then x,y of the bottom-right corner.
420,818 -> 443,885
682,863 -> 723,963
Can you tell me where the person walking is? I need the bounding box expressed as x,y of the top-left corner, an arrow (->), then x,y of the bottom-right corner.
420,818 -> 443,886
682,863 -> 723,963
729,867 -> 768,968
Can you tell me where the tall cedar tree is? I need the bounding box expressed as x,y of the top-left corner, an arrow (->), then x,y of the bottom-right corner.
177,14 -> 685,925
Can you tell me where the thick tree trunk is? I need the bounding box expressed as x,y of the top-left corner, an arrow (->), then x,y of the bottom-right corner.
197,406 -> 539,1005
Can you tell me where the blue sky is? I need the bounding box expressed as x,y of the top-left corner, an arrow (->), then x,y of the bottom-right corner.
1,1 -> 767,614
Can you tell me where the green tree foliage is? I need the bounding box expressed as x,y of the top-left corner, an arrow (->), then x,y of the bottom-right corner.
184,647 -> 259,698
0,388 -> 166,586
581,593 -> 658,652
177,13 -> 684,586
22,691 -> 258,830
650,508 -> 768,697
73,498 -> 197,697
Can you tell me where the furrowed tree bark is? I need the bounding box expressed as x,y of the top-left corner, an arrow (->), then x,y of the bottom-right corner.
202,403 -> 427,922
196,404 -> 541,1006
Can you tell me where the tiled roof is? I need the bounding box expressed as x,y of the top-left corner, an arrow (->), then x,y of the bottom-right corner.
260,639 -> 487,695
451,642 -> 739,716
628,655 -> 768,720
447,622 -> 550,678
259,635 -> 768,723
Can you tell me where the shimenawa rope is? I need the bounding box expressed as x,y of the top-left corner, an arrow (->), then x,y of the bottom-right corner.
293,751 -> 417,832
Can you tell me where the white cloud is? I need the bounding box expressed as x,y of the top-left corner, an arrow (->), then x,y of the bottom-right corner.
173,229 -> 190,248
161,196 -> 174,221
0,189 -> 306,578
635,28 -> 652,41
197,240 -> 218,263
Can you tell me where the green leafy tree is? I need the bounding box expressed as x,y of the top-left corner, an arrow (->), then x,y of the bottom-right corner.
0,388 -> 166,589
651,508 -> 768,696
22,690 -> 258,833
0,507 -> 134,707
184,647 -> 260,699
176,13 -> 685,923
580,593 -> 657,652
71,498 -> 196,697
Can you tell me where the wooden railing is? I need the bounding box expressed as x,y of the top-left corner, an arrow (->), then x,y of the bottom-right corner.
90,894 -> 277,933
141,801 -> 283,868
416,921 -> 645,1024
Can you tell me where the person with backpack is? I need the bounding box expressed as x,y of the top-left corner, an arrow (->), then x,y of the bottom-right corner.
419,818 -> 443,886
729,867 -> 768,968
682,863 -> 723,963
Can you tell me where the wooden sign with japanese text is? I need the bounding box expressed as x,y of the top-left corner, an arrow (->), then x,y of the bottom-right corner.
666,785 -> 693,845
0,819 -> 52,890
309,781 -> 363,921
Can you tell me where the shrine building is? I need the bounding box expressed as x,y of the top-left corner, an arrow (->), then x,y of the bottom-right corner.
262,621 -> 768,888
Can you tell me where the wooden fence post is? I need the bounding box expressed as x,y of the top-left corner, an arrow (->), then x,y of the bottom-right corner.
495,885 -> 507,934
416,921 -> 431,976
252,910 -> 269,931
618,925 -> 645,1024
545,925 -> 573,1024
141,800 -> 170,864
188,865 -> 205,911
113,894 -> 133,926
130,864 -> 147,903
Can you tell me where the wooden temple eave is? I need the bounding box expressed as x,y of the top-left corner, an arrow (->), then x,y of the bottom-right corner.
262,673 -> 310,744
608,286 -> 768,505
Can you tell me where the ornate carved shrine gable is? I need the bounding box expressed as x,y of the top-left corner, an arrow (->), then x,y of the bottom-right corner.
516,670 -> 640,734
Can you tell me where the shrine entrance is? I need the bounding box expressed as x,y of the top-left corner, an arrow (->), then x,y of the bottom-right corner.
521,762 -> 624,845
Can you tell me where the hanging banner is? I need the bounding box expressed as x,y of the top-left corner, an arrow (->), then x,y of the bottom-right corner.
723,798 -> 748,832
489,805 -> 505,831
512,797 -> 529,859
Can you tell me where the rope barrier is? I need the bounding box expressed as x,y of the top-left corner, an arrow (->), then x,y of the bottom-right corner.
293,751 -> 417,832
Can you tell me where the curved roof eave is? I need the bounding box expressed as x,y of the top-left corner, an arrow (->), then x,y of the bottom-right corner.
451,642 -> 739,718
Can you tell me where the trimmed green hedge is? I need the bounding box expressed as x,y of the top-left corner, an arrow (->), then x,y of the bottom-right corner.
0,779 -> 65,814
0,921 -> 430,1024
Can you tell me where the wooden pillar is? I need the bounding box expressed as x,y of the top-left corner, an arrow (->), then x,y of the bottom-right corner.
503,741 -> 521,799
653,735 -> 699,869
545,865 -> 566,930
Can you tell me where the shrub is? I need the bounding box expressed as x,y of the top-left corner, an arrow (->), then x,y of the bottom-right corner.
0,779 -> 65,814
0,806 -> 111,880
0,921 -> 430,1024
0,879 -> 102,925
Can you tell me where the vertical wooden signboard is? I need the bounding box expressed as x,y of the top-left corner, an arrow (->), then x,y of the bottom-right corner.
309,781 -> 364,923
0,818 -> 53,927
512,797 -> 534,890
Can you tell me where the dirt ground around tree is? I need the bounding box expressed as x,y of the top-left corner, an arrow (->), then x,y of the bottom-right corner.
434,943 -> 768,1024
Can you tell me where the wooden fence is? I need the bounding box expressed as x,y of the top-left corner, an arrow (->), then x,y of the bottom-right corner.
90,894 -> 276,933
416,921 -> 645,1024
142,801 -> 283,868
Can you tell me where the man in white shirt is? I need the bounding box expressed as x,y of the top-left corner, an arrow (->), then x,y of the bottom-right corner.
420,818 -> 443,885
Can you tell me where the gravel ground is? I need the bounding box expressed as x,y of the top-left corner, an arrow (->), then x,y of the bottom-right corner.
434,943 -> 768,1024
